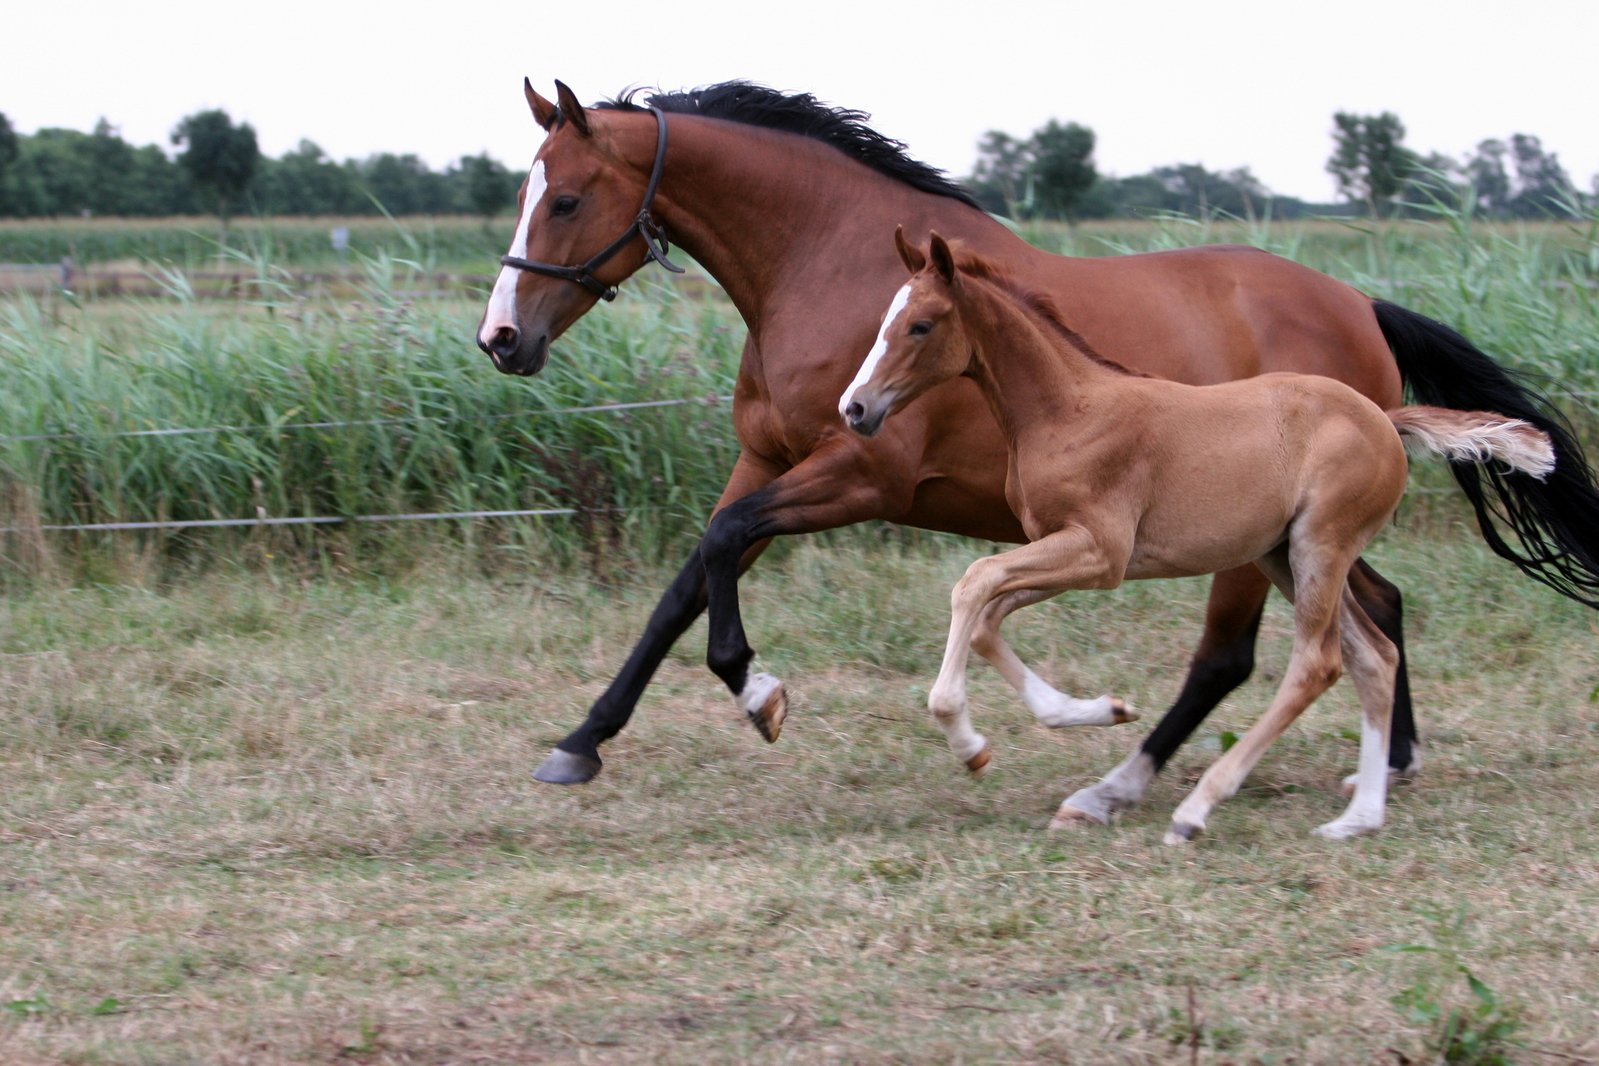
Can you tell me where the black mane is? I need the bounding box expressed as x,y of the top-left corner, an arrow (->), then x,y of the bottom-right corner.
595,82 -> 981,210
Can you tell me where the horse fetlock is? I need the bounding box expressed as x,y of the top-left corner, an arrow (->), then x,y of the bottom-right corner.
1339,762 -> 1418,797
1049,801 -> 1108,830
1313,812 -> 1384,839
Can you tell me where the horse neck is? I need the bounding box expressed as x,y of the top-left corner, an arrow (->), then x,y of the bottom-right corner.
650,115 -> 969,324
958,275 -> 1122,439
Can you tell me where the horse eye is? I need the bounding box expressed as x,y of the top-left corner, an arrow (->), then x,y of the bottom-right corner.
908,320 -> 933,337
550,196 -> 579,216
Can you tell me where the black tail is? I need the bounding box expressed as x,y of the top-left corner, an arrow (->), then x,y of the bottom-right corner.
1374,299 -> 1599,608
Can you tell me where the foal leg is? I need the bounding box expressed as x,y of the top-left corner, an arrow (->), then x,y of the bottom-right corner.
1165,549 -> 1345,844
970,590 -> 1137,731
1345,559 -> 1421,784
928,528 -> 1125,775
1053,565 -> 1268,827
1316,589 -> 1399,838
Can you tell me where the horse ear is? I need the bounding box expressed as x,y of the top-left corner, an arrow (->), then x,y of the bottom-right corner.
894,225 -> 926,273
525,78 -> 559,131
929,232 -> 956,284
553,79 -> 592,137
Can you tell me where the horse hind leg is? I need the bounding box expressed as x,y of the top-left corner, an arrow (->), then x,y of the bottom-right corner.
1341,559 -> 1421,793
1053,565 -> 1268,828
1316,589 -> 1399,838
969,589 -> 1136,734
1165,546 -> 1345,844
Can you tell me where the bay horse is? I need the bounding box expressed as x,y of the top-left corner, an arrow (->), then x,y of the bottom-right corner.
842,230 -> 1555,840
476,80 -> 1599,820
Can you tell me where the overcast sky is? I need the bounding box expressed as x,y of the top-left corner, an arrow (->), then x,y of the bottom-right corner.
6,0 -> 1595,203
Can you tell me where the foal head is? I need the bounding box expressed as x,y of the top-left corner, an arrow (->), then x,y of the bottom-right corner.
840,229 -> 971,437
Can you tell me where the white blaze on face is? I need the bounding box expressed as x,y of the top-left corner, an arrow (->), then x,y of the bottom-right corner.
478,158 -> 548,347
838,282 -> 913,420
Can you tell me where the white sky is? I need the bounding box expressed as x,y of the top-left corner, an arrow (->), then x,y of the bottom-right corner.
5,0 -> 1595,203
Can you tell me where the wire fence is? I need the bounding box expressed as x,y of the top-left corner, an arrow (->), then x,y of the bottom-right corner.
1,394 -> 735,535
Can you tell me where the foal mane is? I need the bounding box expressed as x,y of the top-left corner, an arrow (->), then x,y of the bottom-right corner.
597,82 -> 982,210
953,250 -> 1148,378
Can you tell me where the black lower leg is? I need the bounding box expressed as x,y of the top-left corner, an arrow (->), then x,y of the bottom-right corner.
1140,604 -> 1264,772
701,492 -> 772,697
551,548 -> 709,764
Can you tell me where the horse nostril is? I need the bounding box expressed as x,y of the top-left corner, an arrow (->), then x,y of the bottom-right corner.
844,401 -> 865,426
482,325 -> 520,358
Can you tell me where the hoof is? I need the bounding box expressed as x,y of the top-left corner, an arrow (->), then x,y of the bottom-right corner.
743,672 -> 788,744
1162,821 -> 1201,846
532,747 -> 602,785
1110,698 -> 1139,725
1048,803 -> 1106,831
965,744 -> 992,777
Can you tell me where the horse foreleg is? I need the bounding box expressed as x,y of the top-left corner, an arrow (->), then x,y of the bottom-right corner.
969,590 -> 1137,729
1053,564 -> 1268,827
533,454 -> 777,784
699,443 -> 915,742
930,527 -> 1125,778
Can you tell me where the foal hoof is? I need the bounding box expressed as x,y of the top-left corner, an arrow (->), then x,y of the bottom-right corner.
741,672 -> 788,744
532,747 -> 603,785
965,744 -> 993,777
1109,697 -> 1139,725
1162,821 -> 1202,846
1048,804 -> 1106,831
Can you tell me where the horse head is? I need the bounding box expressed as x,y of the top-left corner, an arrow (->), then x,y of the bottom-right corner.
476,79 -> 681,376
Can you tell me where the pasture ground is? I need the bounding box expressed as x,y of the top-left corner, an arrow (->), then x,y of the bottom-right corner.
2,517 -> 1596,1064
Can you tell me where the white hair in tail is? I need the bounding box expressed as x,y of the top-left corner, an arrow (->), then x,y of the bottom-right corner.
1389,406 -> 1556,480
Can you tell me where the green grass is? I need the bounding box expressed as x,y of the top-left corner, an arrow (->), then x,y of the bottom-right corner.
0,523 -> 1595,1063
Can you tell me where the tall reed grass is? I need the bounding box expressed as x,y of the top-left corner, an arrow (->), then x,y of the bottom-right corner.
0,255 -> 743,581
3,203 -> 1595,585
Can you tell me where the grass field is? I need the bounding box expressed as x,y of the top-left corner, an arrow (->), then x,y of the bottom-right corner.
3,210 -> 1598,1062
2,520 -> 1596,1063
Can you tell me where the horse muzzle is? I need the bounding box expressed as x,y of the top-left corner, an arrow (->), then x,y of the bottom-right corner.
479,327 -> 550,377
843,396 -> 889,438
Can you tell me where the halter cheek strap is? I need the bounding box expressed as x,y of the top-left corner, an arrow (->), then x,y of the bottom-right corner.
498,106 -> 685,302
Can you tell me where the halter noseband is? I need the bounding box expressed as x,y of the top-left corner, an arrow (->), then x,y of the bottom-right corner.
498,106 -> 685,302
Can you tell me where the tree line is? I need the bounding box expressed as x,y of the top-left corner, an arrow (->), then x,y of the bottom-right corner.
0,110 -> 520,221
0,105 -> 1589,225
968,111 -> 1593,222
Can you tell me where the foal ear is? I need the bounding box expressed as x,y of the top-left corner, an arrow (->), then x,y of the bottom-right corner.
929,231 -> 956,284
525,78 -> 559,131
894,225 -> 926,273
553,79 -> 592,137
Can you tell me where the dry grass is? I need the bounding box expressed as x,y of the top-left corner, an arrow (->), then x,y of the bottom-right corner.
2,517 -> 1597,1064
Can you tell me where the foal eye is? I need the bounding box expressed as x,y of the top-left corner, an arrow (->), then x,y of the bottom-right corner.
550,196 -> 579,216
908,320 -> 933,337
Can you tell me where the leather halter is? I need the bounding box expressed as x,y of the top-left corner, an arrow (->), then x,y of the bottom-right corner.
498,106 -> 685,302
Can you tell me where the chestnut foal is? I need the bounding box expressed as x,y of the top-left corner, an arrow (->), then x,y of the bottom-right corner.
842,231 -> 1555,842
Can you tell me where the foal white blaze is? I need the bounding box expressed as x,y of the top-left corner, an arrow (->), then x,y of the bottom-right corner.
837,283 -> 913,419
477,158 -> 549,350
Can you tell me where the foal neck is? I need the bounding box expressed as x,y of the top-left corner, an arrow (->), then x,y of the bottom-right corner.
957,273 -> 1126,433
